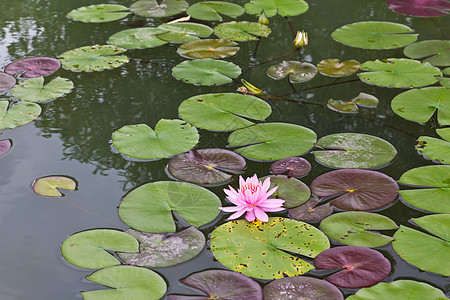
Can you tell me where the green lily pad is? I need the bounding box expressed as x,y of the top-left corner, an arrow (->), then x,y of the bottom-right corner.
417,128 -> 450,164
331,21 -> 418,50
178,93 -> 271,131
267,61 -> 318,83
0,72 -> 16,91
320,212 -> 398,248
403,40 -> 450,67
61,229 -> 139,269
157,23 -> 213,43
112,119 -> 199,160
117,227 -> 205,267
32,176 -> 77,197
288,197 -> 334,223
172,59 -> 241,86
210,217 -> 330,279
392,214 -> 450,276
186,1 -> 244,21
229,123 -> 317,161
353,92 -> 379,107
358,58 -> 442,88
81,265 -> 167,299
397,165 -> 450,213
313,133 -> 397,169
130,0 -> 188,17
0,101 -> 41,130
260,175 -> 310,208
391,87 -> 450,126
118,181 -> 221,233
244,0 -> 309,17
67,4 -> 130,23
440,76 -> 450,88
317,59 -> 361,77
58,45 -> 129,72
11,76 -> 73,102
214,21 -> 271,42
177,39 -> 240,59
107,28 -> 168,49
327,99 -> 358,113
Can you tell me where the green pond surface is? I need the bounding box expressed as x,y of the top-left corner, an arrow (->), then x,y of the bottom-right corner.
0,0 -> 449,299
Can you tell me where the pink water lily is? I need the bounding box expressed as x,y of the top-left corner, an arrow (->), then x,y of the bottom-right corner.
219,175 -> 285,222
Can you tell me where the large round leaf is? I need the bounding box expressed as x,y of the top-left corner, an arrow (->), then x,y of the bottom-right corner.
157,23 -> 213,43
358,58 -> 442,88
320,212 -> 398,248
32,176 -> 77,197
313,133 -> 397,169
11,76 -> 73,102
0,73 -> 16,91
228,123 -> 317,161
416,128 -> 450,164
391,87 -> 450,126
112,119 -> 199,160
107,28 -> 168,49
0,101 -> 41,130
178,93 -> 271,131
244,0 -> 309,17
67,4 -> 130,23
58,45 -> 129,72
172,59 -> 241,86
397,165 -> 450,213
331,21 -> 418,50
288,197 -> 333,223
0,139 -> 12,157
61,229 -> 139,269
404,40 -> 450,67
270,157 -> 311,177
81,266 -> 167,300
210,217 -> 330,279
118,181 -> 221,233
186,1 -> 244,21
267,61 -> 318,83
4,57 -> 61,78
317,59 -> 360,77
214,21 -> 271,42
261,175 -> 310,208
392,214 -> 450,276
386,0 -> 450,17
177,39 -> 239,59
130,0 -> 188,17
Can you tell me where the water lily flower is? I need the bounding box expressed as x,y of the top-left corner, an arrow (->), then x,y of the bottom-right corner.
220,175 -> 285,222
293,30 -> 308,48
241,79 -> 264,96
258,10 -> 269,25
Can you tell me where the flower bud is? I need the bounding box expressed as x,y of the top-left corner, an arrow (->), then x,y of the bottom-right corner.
293,30 -> 308,48
241,79 -> 264,96
258,10 -> 269,25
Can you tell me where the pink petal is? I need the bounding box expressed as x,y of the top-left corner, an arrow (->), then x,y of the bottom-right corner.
219,206 -> 240,212
228,209 -> 247,220
258,206 -> 285,212
262,177 -> 271,192
224,186 -> 239,198
245,210 -> 256,222
265,186 -> 278,198
254,206 -> 269,222
259,198 -> 285,207
239,176 -> 246,189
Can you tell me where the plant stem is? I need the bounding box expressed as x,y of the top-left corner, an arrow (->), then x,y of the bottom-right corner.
287,77 -> 297,93
300,78 -> 361,92
252,39 -> 261,60
65,197 -> 121,226
285,17 -> 296,38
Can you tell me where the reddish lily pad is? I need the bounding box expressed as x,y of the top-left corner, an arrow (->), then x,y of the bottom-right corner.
0,73 -> 16,91
317,59 -> 360,77
261,175 -> 310,208
4,57 -> 61,78
386,0 -> 450,17
270,157 -> 311,177
0,139 -> 12,157
288,197 -> 333,223
313,246 -> 391,289
32,176 -> 77,197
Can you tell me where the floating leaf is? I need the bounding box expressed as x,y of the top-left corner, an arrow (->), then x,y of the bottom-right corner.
214,21 -> 271,42
0,139 -> 12,157
270,157 -> 311,177
11,76 -> 73,102
353,92 -> 379,107
417,128 -> 450,164
130,0 -> 188,17
404,40 -> 450,67
327,99 -> 358,113
187,1 -> 244,21
4,57 -> 61,78
267,61 -> 318,83
61,229 -> 139,269
440,68 -> 450,88
177,39 -> 239,59
119,181 -> 221,233
244,0 -> 309,17
112,119 -> 199,160
0,101 -> 41,130
0,73 -> 16,91
386,0 -> 450,17
261,175 -> 310,208
313,133 -> 397,169
317,59 -> 360,77
178,93 -> 271,131
210,217 -> 330,279
313,246 -> 391,289
107,28 -> 168,49
331,21 -> 418,50
157,23 -> 213,43
58,45 -> 129,72
288,197 -> 333,223
32,176 -> 77,197
320,212 -> 398,248
172,59 -> 241,86
167,149 -> 246,185
67,4 -> 130,23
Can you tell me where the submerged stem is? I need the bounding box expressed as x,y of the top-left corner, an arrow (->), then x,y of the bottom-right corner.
65,197 -> 121,226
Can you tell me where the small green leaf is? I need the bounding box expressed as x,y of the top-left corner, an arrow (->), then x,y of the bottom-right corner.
317,59 -> 360,77
214,21 -> 271,41
187,1 -> 244,21
108,28 -> 168,49
177,39 -> 239,59
11,76 -> 73,102
416,128 -> 450,164
172,59 -> 241,86
244,0 -> 309,17
157,22 -> 213,43
130,0 -> 188,17
261,175 -> 310,208
32,176 -> 76,197
267,61 -> 317,83
67,4 -> 130,23
0,101 -> 41,130
404,40 -> 450,66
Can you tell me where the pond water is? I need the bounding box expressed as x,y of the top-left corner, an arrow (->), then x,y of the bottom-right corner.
0,0 -> 449,299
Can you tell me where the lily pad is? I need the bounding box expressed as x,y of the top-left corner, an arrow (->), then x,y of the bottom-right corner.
440,68 -> 450,88
244,0 -> 309,17
186,2 -> 244,21
0,101 -> 41,130
119,181 -> 221,233
81,265 -> 167,299
61,229 -> 139,269
157,23 -> 213,43
228,123 -> 317,161
67,4 -> 130,23
392,214 -> 450,276
260,175 -> 310,208
416,128 -> 450,164
32,176 -> 77,197
117,227 -> 205,268
11,76 -> 73,102
288,197 -> 334,223
270,157 -> 311,177
386,0 -> 450,17
327,100 -> 358,113
177,39 -> 239,59
130,0 -> 188,17
0,139 -> 12,157
172,59 -> 241,86
178,93 -> 271,131
313,246 -> 391,289
4,57 -> 61,78
58,45 -> 129,72
353,92 -> 379,107
210,217 -> 330,279
0,73 -> 16,91
263,276 -> 344,300
317,59 -> 360,77
108,28 -> 168,49
267,61 -> 318,83
391,86 -> 450,126
397,165 -> 450,213
320,212 -> 398,248
313,133 -> 397,169
404,40 -> 450,67
167,149 -> 246,185
331,21 -> 418,50
214,21 -> 271,42
112,119 -> 199,160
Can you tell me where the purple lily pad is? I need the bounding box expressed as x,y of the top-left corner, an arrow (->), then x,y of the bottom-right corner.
168,270 -> 263,300
313,246 -> 391,289
0,139 -> 12,157
386,0 -> 450,17
0,73 -> 16,91
4,57 -> 61,78
263,276 -> 344,300
288,197 -> 333,222
310,169 -> 398,211
270,156 -> 311,177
